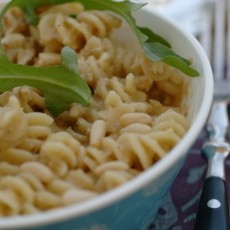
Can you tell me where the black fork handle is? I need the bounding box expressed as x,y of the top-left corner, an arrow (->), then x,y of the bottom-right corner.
194,176 -> 230,230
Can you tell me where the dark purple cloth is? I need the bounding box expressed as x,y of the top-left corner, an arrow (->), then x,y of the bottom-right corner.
149,128 -> 230,229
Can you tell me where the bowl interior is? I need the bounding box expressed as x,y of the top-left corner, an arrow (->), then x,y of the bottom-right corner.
0,4 -> 213,230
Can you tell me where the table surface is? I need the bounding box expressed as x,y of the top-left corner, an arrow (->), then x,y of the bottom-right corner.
149,126 -> 230,230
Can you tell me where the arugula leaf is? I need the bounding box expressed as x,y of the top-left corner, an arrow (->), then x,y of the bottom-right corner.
0,47 -> 91,116
0,0 -> 199,77
0,0 -> 199,116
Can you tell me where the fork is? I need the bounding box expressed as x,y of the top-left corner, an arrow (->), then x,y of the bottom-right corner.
194,0 -> 230,229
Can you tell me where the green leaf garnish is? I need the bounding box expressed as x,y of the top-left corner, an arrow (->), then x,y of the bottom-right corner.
0,0 -> 199,76
0,47 -> 91,116
0,0 -> 199,115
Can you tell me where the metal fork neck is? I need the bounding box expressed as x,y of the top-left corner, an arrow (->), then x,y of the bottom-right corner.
207,100 -> 229,142
202,141 -> 230,179
203,100 -> 230,180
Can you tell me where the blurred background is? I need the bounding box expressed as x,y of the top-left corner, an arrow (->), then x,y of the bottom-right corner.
133,0 -> 204,35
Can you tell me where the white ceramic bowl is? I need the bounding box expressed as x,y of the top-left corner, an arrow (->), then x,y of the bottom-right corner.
0,4 -> 213,230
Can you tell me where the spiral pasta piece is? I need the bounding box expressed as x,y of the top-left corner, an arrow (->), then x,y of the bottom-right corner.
78,52 -> 111,86
14,112 -> 53,156
20,162 -> 54,183
66,169 -> 94,190
0,162 -> 20,176
77,10 -> 121,38
152,109 -> 188,136
0,162 -> 57,215
95,168 -> 138,193
2,7 -> 27,35
0,190 -> 20,216
0,176 -> 35,206
0,96 -> 27,150
40,132 -> 80,176
0,86 -> 45,112
116,109 -> 188,169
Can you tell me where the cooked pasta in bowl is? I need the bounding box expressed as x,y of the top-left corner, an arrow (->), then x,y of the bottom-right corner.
0,0 -> 212,229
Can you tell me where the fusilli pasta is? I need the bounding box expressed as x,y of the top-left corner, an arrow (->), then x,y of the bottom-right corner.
0,2 -> 190,216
